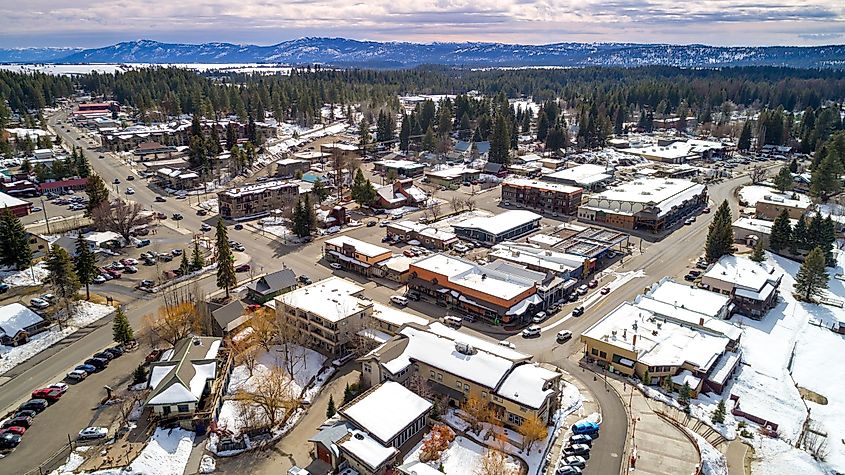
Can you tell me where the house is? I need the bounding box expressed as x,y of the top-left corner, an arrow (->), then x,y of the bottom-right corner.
0,303 -> 50,346
359,322 -> 561,428
374,179 -> 428,210
501,178 -> 583,216
26,232 -> 51,260
145,336 -> 222,418
209,300 -> 251,338
701,255 -> 783,319
156,168 -> 200,190
246,269 -> 298,304
483,162 -> 506,177
340,381 -> 431,450
373,159 -> 426,178
324,236 -> 393,276
452,210 -> 542,246
386,220 -> 458,250
0,191 -> 32,217
424,166 -> 481,188
321,143 -> 360,159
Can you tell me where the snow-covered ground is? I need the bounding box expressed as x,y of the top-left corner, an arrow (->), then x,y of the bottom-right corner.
0,301 -> 114,374
406,435 -> 520,475
0,262 -> 50,287
687,430 -> 728,475
86,427 -> 195,475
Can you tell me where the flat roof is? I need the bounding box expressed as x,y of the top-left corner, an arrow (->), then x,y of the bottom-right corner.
545,164 -> 612,185
342,382 -> 432,443
325,236 -> 391,258
426,166 -> 480,179
374,159 -> 425,169
583,178 -> 705,217
371,303 -> 427,328
503,177 -> 582,194
703,255 -> 780,293
411,254 -> 535,301
647,280 -> 730,321
219,180 -> 298,198
453,210 -> 542,236
278,276 -> 369,322
0,191 -> 30,209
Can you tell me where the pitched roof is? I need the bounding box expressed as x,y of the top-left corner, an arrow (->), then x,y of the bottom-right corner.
211,300 -> 247,332
247,269 -> 297,296
341,381 -> 432,444
0,303 -> 45,339
146,336 -> 221,406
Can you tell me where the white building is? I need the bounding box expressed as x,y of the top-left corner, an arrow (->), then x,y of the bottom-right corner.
145,336 -> 222,417
452,210 -> 542,246
544,163 -> 613,189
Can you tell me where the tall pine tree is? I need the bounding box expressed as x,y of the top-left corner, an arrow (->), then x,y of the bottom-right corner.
0,210 -> 32,271
74,233 -> 97,300
794,246 -> 828,302
215,219 -> 237,299
112,307 -> 134,345
705,200 -> 735,263
489,114 -> 510,164
46,247 -> 80,317
85,174 -> 109,215
769,209 -> 793,253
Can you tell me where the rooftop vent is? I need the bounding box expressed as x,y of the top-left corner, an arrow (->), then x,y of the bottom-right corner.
455,341 -> 476,355
354,432 -> 365,440
192,337 -> 202,346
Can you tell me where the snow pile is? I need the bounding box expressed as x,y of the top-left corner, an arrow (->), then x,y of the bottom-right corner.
197,199 -> 219,214
1,262 -> 50,287
49,449 -> 86,475
559,381 -> 582,413
406,435 -> 519,475
0,301 -> 114,374
84,428 -> 195,475
199,455 -> 216,473
686,430 -> 728,475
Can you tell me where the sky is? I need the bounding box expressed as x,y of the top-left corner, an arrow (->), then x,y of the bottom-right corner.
1,0 -> 844,48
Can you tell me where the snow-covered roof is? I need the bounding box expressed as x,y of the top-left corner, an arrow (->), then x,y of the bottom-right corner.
0,303 -> 45,339
325,236 -> 391,259
278,276 -> 370,323
703,255 -> 782,293
426,166 -> 480,179
708,351 -> 741,386
732,217 -> 776,235
452,210 -> 542,236
410,254 -> 536,301
502,177 -> 582,195
84,231 -> 123,245
757,192 -> 811,209
219,180 -> 298,198
339,430 -> 397,470
146,336 -> 221,407
545,164 -> 612,185
374,159 -> 425,170
671,370 -> 702,388
342,382 -> 432,443
371,303 -> 427,328
392,220 -> 457,242
647,280 -> 730,321
489,242 -> 584,275
495,363 -> 559,409
0,191 -> 29,209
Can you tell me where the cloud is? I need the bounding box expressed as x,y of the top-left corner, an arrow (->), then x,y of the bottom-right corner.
0,0 -> 843,47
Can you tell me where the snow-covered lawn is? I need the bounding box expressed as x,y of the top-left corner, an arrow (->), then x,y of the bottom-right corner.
0,301 -> 114,374
0,261 -> 50,287
86,427 -> 195,475
406,435 -> 520,475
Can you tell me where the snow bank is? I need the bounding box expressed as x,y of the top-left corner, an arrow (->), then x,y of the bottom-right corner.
687,430 -> 728,475
49,449 -> 86,475
750,436 -> 829,475
0,262 -> 50,287
83,428 -> 195,475
199,455 -> 216,473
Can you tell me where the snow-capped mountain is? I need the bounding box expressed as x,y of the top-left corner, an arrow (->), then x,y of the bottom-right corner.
2,38 -> 844,69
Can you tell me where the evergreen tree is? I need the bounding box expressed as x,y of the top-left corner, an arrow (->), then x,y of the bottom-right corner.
794,246 -> 829,302
810,153 -> 843,200
292,201 -> 311,238
458,113 -> 472,141
0,210 -> 33,271
399,112 -> 410,152
705,200 -> 735,263
750,239 -> 766,262
74,233 -> 97,300
773,166 -> 793,192
85,174 -> 110,215
712,399 -> 726,424
179,251 -> 191,275
737,121 -> 752,151
326,394 -> 337,418
132,365 -> 147,385
489,114 -> 510,164
358,117 -> 371,156
679,381 -> 691,407
215,219 -> 236,299
769,210 -> 793,253
343,382 -> 354,404
20,158 -> 32,174
422,125 -> 436,152
112,307 -> 134,345
789,158 -> 799,173
190,240 -> 205,270
311,179 -> 328,202
537,108 -> 549,142
46,247 -> 80,316
793,215 -> 808,251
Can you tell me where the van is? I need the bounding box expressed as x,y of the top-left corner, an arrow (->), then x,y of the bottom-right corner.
390,295 -> 408,306
442,316 -> 463,328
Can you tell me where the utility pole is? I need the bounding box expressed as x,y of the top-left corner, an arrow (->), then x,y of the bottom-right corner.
41,197 -> 51,234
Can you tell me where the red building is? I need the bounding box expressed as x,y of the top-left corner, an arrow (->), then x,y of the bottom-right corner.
0,192 -> 32,217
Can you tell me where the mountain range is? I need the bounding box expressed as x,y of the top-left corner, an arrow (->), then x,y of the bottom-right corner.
1,38 -> 844,69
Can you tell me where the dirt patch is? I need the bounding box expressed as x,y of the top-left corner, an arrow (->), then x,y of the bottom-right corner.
744,444 -> 755,475
798,386 -> 828,405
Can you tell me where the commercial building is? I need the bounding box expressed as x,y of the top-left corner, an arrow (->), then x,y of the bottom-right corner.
102,118 -> 276,151
452,210 -> 542,246
578,178 -> 707,233
324,236 -> 393,276
732,217 -> 777,247
133,141 -> 178,160
701,255 -> 783,319
145,336 -> 222,417
424,166 -> 481,188
274,158 -> 310,178
408,254 -> 540,323
0,303 -> 50,346
386,220 -> 459,250
501,178 -> 583,216
359,322 -> 561,428
489,242 -> 586,280
321,142 -> 360,159
217,180 -> 299,220
755,192 -> 812,220
373,159 -> 426,178
544,164 -> 613,190
0,191 -> 32,217
581,279 -> 741,396
156,168 -> 200,190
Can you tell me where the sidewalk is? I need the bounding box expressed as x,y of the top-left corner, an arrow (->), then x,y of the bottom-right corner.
726,440 -> 751,475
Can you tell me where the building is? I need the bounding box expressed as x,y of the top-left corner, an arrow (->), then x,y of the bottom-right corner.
489,242 -> 585,280
386,220 -> 458,250
701,255 -> 783,319
373,159 -> 426,178
581,280 -> 742,396
359,322 -> 561,427
424,166 -> 481,188
274,158 -> 310,178
156,168 -> 200,190
321,143 -> 360,159
145,336 -> 222,417
27,232 -> 51,260
578,178 -> 707,233
324,236 -> 393,276
0,303 -> 50,346
374,179 -> 428,209
732,217 -> 778,247
0,179 -> 39,197
246,269 -> 298,304
210,300 -> 251,338
544,164 -> 613,190
408,254 -> 540,323
484,260 -> 571,310
37,177 -> 89,194
133,141 -> 178,160
276,277 -> 373,356
341,382 -> 431,450
501,178 -> 583,216
0,191 -> 32,217
755,192 -> 812,220
218,180 -> 299,220
452,210 -> 542,246
292,151 -> 331,162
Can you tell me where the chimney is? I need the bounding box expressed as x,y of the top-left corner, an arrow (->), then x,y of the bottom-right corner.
633,334 -> 637,347
699,317 -> 704,326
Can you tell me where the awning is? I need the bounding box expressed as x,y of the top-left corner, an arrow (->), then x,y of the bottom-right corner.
328,250 -> 371,268
506,293 -> 543,316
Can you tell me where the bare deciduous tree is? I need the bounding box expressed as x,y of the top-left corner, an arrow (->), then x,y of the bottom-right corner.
233,366 -> 298,427
803,421 -> 830,461
407,372 -> 435,401
463,198 -> 477,211
91,199 -> 147,244
475,448 -> 514,475
426,199 -> 442,221
450,196 -> 465,213
250,307 -> 279,351
227,335 -> 259,377
145,302 -> 201,347
749,164 -> 768,185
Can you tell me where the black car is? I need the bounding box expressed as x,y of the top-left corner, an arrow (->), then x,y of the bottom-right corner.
234,224 -> 243,230
568,293 -> 580,302
196,209 -> 208,216
127,175 -> 135,181
14,409 -> 37,420
106,346 -> 124,357
84,358 -> 108,370
2,416 -> 33,429
18,399 -> 49,413
298,275 -> 312,285
113,178 -> 120,184
0,432 -> 21,449
172,213 -> 183,220
366,221 -> 376,227
155,196 -> 167,202
684,273 -> 696,282
569,434 -> 593,446
572,306 -> 585,317
93,351 -> 115,361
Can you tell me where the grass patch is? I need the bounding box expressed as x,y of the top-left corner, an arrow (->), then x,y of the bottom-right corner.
798,386 -> 828,405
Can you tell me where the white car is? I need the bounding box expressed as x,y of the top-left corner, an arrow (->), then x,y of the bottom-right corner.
452,244 -> 469,253
498,340 -> 516,349
30,298 -> 50,309
577,285 -> 589,295
49,383 -> 69,394
125,187 -> 135,195
78,427 -> 109,440
66,369 -> 88,381
390,295 -> 409,306
329,263 -> 343,270
521,325 -> 541,338
532,311 -> 548,323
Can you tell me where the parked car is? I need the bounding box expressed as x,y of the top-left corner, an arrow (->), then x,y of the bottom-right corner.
366,220 -> 376,227
569,434 -> 594,446
83,358 -> 108,371
0,283 -> 9,293
136,239 -> 151,248
29,298 -> 50,309
556,330 -> 573,342
442,315 -> 463,329
702,207 -> 711,213
684,273 -> 697,282
403,249 -> 417,258
521,325 -> 541,338
75,364 -> 97,374
329,263 -> 342,270
588,280 -> 598,288
688,270 -> 702,277
31,388 -> 63,402
498,340 -> 516,349
171,249 -> 183,256
124,265 -> 138,274
2,416 -> 33,429
93,351 -> 115,361
600,287 -> 610,295
78,427 -> 109,440
572,306 -> 585,317
452,244 -> 469,253
105,347 -> 124,358
684,217 -> 694,225
576,285 -> 589,295
18,399 -> 49,414
235,264 -> 251,273
556,466 -> 582,475
564,443 -> 591,457
126,175 -> 135,181
0,432 -> 22,449
197,209 -> 208,216
234,224 -> 244,230
568,293 -> 580,302
390,295 -> 408,306
571,421 -> 600,435
14,410 -> 37,419
200,223 -> 212,232
139,280 -> 155,288
124,187 -> 135,195
1,426 -> 26,436
155,196 -> 167,202
563,456 -> 587,469
67,369 -> 88,381
532,311 -> 547,323
298,275 -> 312,285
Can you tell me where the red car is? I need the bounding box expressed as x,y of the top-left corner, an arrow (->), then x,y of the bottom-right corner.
31,388 -> 63,402
1,426 -> 26,436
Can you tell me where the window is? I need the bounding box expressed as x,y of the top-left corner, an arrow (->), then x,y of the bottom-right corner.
464,384 -> 469,391
456,380 -> 462,389
437,373 -> 443,381
599,351 -> 607,359
482,392 -> 488,399
520,406 -> 528,412
591,348 -> 599,356
177,404 -> 190,413
430,370 -> 436,378
507,413 -> 524,426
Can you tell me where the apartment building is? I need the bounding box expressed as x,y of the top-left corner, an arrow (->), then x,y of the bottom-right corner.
755,192 -> 812,220
359,322 -> 561,428
501,178 -> 584,216
217,180 -> 300,220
